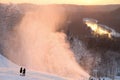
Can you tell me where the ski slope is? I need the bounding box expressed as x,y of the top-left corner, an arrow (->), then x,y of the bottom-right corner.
0,68 -> 66,80
0,54 -> 66,80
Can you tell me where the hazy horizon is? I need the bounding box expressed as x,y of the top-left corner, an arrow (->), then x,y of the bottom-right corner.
0,0 -> 120,5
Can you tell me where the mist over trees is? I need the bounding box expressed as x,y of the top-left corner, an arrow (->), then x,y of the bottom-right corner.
0,3 -> 23,56
67,32 -> 120,79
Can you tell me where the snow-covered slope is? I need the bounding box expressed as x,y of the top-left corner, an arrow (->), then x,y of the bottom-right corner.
0,54 -> 18,68
0,68 -> 66,80
0,54 -> 66,80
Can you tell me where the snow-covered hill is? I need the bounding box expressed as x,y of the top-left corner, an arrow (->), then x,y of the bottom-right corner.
0,54 -> 18,68
0,54 -> 66,80
0,68 -> 66,80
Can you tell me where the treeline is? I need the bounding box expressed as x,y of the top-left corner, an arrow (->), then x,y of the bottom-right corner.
67,32 -> 120,79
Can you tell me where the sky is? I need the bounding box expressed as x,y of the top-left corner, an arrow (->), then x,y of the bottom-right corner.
0,0 -> 120,5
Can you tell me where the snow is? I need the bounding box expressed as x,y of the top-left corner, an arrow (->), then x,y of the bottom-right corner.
0,54 -> 18,68
0,54 -> 66,80
114,76 -> 120,80
89,77 -> 120,80
0,68 -> 66,80
1,54 -> 119,80
100,77 -> 112,80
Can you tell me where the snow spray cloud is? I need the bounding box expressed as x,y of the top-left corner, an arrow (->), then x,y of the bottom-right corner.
1,5 -> 89,79
83,18 -> 120,38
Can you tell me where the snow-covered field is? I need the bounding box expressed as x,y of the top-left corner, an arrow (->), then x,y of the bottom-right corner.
0,68 -> 66,80
0,54 -> 66,80
1,54 -> 120,80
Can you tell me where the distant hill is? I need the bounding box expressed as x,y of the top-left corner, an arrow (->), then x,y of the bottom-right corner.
0,3 -> 120,51
111,7 -> 120,15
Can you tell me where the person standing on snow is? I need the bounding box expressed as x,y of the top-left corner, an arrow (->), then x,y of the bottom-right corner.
23,68 -> 26,76
20,67 -> 23,76
20,67 -> 26,76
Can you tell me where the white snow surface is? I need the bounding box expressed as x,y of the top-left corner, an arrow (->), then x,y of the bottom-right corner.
1,54 -> 120,80
0,54 -> 18,68
0,54 -> 66,80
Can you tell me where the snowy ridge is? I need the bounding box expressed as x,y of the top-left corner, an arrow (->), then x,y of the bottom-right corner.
0,54 -> 18,68
0,68 -> 66,80
0,54 -> 66,80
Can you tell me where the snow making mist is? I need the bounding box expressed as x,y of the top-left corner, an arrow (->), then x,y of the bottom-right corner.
1,5 -> 89,79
